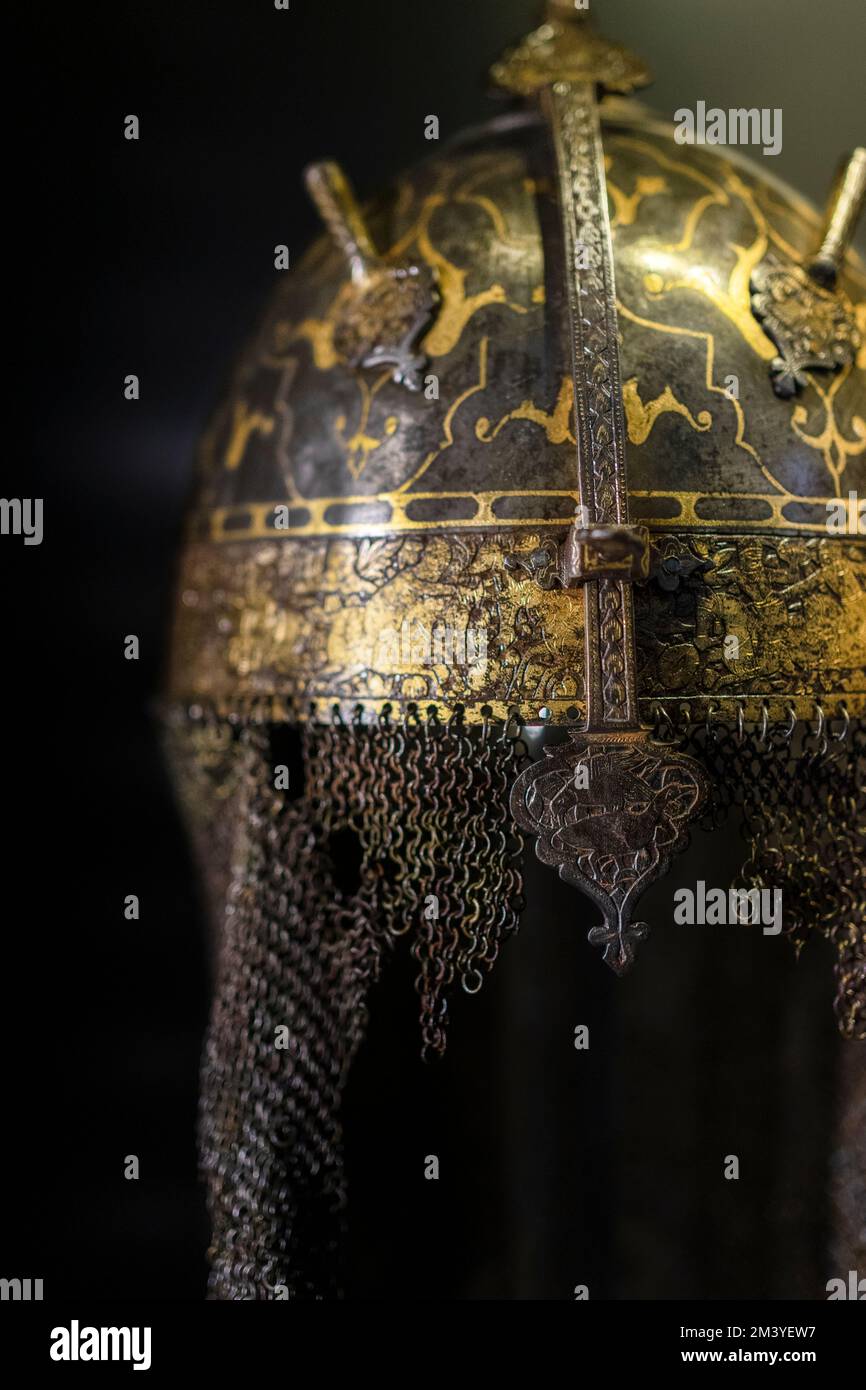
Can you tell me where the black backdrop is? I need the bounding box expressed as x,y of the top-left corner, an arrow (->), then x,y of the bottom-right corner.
9,0 -> 864,1301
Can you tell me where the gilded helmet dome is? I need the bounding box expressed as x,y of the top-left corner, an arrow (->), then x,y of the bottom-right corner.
169,98 -> 866,725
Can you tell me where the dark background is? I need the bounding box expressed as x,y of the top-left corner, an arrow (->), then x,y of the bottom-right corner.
8,0 -> 864,1300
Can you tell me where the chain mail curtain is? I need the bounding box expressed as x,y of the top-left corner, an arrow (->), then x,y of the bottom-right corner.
165,703 -> 864,1298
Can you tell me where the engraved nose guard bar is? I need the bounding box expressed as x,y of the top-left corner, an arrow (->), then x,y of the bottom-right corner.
494,9 -> 710,973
